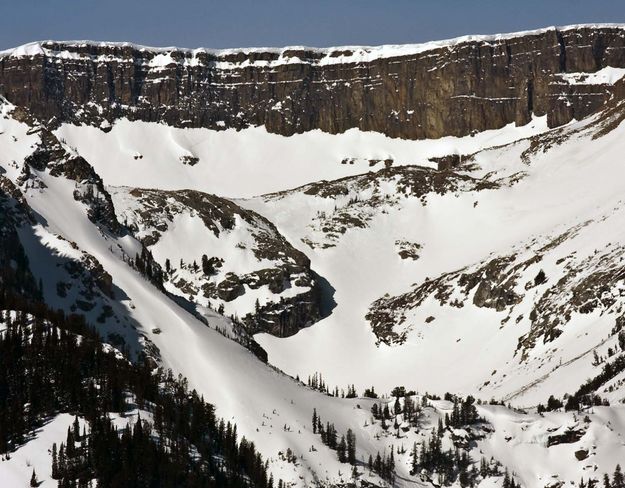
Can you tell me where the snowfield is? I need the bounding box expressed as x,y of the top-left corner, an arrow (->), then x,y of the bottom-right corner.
242,108 -> 625,409
55,117 -> 549,198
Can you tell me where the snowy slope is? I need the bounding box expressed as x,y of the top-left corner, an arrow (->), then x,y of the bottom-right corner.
1,100 -> 420,487
243,102 -> 625,409
54,117 -> 549,198
110,186 -> 321,337
0,414 -> 85,487
2,62 -> 625,486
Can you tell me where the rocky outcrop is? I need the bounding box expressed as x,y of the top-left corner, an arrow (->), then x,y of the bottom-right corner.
366,210 -> 625,353
267,164 -> 498,249
1,26 -> 625,139
547,427 -> 585,447
459,255 -> 524,311
24,128 -> 123,234
112,187 -> 324,337
0,177 -> 117,326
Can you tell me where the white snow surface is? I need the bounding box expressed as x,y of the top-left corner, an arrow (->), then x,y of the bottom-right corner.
556,66 -> 625,85
55,117 -> 548,198
110,186 -> 312,319
0,104 -> 401,486
237,110 -> 625,411
0,415 -> 87,487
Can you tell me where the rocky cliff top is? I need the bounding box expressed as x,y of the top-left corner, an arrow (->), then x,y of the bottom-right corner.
2,23 -> 625,66
2,24 -> 625,139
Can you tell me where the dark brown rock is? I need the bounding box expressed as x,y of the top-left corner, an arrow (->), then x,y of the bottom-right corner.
1,27 -> 624,139
216,273 -> 246,302
574,449 -> 589,461
547,427 -> 585,446
25,129 -> 123,234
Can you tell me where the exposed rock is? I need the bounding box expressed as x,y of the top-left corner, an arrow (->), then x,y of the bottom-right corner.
112,187 -> 324,336
216,273 -> 246,302
518,244 -> 625,356
574,449 -> 589,461
429,154 -> 472,171
1,27 -> 625,139
460,256 -> 523,311
547,427 -> 585,447
395,240 -> 422,260
24,128 -> 123,234
0,177 -> 135,353
179,155 -> 199,166
269,165 -> 498,249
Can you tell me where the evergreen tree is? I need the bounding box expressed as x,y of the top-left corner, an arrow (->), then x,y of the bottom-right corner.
51,443 -> 59,479
73,415 -> 80,440
383,404 -> 391,420
410,442 -> 419,474
337,435 -> 347,463
346,429 -> 356,465
394,396 -> 402,416
388,447 -> 396,483
546,395 -> 563,411
374,452 -> 382,474
503,469 -> 511,488
614,465 -> 625,488
371,403 -> 379,419
0,293 -> 276,488
404,395 -> 415,423
605,473 -> 612,488
201,254 -> 211,275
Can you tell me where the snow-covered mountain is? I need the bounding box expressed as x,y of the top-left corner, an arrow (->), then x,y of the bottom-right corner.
3,24 -> 625,488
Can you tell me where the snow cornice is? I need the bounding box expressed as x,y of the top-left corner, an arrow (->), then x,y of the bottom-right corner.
1,23 -> 625,68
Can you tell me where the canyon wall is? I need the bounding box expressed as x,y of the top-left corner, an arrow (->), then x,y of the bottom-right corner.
1,26 -> 625,138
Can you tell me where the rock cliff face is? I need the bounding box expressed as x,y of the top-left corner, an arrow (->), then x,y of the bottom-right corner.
1,25 -> 625,139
